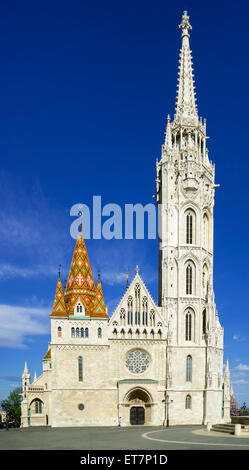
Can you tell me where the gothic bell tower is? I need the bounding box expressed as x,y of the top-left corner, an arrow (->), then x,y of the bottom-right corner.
156,11 -> 228,424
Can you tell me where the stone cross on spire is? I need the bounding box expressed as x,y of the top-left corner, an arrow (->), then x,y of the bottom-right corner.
174,11 -> 198,124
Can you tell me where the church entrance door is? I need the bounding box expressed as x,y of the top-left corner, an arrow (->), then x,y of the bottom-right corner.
130,406 -> 145,425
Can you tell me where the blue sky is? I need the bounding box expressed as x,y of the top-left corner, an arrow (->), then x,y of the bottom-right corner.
0,0 -> 248,407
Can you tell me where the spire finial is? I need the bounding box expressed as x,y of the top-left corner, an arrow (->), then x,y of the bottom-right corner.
179,10 -> 192,40
98,266 -> 101,281
58,264 -> 61,279
126,267 -> 129,290
78,210 -> 83,233
136,265 -> 139,274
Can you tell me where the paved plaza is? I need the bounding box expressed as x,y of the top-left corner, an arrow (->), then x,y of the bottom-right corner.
0,425 -> 249,450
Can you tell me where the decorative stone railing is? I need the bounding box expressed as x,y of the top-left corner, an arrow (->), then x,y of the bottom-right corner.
27,387 -> 44,392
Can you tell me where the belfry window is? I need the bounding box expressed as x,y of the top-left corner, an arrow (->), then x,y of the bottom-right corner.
186,213 -> 193,244
57,326 -> 62,337
98,327 -> 102,338
186,264 -> 192,294
185,311 -> 192,341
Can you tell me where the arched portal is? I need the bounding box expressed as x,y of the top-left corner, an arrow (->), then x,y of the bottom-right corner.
124,388 -> 152,426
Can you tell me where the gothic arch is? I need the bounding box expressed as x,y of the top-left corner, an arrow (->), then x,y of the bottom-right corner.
184,306 -> 195,342
124,387 -> 153,405
184,259 -> 196,295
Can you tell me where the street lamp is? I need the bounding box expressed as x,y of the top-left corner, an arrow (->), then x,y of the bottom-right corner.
166,395 -> 173,427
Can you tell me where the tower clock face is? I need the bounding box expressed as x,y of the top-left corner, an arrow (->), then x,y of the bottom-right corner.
126,350 -> 150,374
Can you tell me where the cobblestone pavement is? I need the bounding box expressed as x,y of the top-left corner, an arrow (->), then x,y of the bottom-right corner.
0,425 -> 249,450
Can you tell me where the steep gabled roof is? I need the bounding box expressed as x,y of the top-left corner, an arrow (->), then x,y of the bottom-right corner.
92,278 -> 108,318
64,233 -> 96,316
50,277 -> 67,317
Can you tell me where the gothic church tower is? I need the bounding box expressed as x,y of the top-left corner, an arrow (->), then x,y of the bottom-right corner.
156,11 -> 228,424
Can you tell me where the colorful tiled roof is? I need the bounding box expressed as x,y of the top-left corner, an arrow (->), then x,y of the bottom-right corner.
50,278 -> 67,317
43,349 -> 51,360
64,233 -> 97,316
92,279 -> 108,318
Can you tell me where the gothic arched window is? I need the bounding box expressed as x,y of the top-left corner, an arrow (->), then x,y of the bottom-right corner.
185,208 -> 196,244
85,328 -> 89,338
185,310 -> 193,341
98,327 -> 102,338
35,399 -> 42,414
127,297 -> 133,325
71,327 -> 75,338
81,328 -> 84,338
186,355 -> 192,382
186,264 -> 192,294
57,326 -> 62,337
185,395 -> 191,409
142,297 -> 148,326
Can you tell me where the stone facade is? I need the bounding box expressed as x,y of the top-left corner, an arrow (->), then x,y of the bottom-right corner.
21,12 -> 230,428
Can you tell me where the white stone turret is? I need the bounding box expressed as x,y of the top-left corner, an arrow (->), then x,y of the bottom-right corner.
21,361 -> 31,427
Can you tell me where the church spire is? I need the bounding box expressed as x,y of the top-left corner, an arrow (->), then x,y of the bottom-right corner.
50,274 -> 67,317
64,233 -> 97,316
174,11 -> 198,123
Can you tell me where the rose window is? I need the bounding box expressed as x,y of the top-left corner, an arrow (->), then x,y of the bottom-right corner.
126,350 -> 150,374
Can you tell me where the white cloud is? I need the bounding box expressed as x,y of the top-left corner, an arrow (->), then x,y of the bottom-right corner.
231,379 -> 249,384
233,334 -> 246,342
234,363 -> 249,371
0,304 -> 50,349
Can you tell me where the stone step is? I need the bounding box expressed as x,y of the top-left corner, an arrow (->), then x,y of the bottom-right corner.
211,423 -> 249,434
211,424 -> 234,434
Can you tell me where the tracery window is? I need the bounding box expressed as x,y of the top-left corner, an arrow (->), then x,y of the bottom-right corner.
35,400 -> 42,414
126,350 -> 150,374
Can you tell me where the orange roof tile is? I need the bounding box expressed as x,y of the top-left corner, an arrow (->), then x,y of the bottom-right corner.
92,279 -> 108,318
50,277 -> 67,317
64,233 -> 96,316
